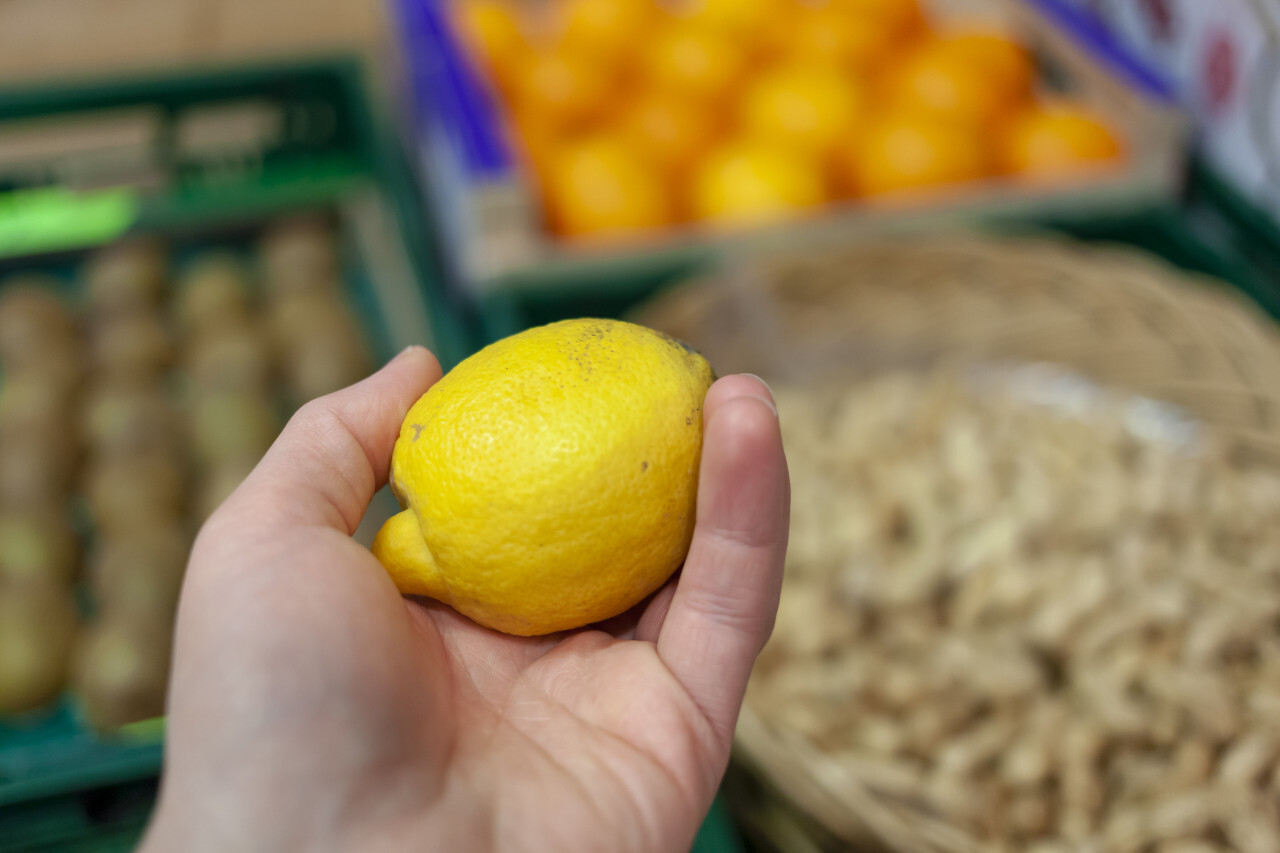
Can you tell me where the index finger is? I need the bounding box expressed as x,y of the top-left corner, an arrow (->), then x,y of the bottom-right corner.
656,374 -> 790,741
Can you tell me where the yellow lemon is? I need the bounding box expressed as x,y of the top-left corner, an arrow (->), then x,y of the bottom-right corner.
1002,101 -> 1124,181
615,87 -> 724,181
642,24 -> 749,104
676,0 -> 792,54
839,108 -> 988,194
558,0 -> 661,60
541,133 -> 674,238
741,63 -> 867,160
372,318 -> 715,636
840,110 -> 991,197
691,139 -> 828,226
682,0 -> 787,30
882,38 -> 1024,129
452,0 -> 529,94
782,6 -> 902,74
826,0 -> 925,42
933,30 -> 1036,105
513,45 -> 616,130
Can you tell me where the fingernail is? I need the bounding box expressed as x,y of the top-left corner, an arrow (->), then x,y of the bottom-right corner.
742,374 -> 778,416
391,344 -> 422,364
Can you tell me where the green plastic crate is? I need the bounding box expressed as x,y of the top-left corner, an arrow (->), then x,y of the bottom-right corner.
0,57 -> 471,367
0,57 -> 457,849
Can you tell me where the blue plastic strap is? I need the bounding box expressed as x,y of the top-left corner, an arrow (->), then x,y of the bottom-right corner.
394,0 -> 514,178
1022,0 -> 1178,102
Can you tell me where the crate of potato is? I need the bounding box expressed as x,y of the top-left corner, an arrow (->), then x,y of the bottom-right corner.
395,0 -> 1184,289
0,219 -> 373,739
635,233 -> 1280,853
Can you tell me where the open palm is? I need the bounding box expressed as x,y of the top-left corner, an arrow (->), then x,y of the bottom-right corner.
142,346 -> 789,853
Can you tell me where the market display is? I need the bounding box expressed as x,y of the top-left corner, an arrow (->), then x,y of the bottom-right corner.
0,219 -> 371,726
452,0 -> 1125,240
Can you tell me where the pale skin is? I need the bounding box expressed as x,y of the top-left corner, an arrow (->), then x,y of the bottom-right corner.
140,345 -> 790,852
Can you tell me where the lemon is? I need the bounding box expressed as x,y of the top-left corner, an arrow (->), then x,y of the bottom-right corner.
678,0 -> 791,46
740,63 -> 866,160
691,139 -> 828,226
542,134 -> 674,239
558,0 -> 660,60
642,25 -> 748,104
372,319 -> 715,636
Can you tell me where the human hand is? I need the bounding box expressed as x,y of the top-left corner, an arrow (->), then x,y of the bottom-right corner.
140,344 -> 789,853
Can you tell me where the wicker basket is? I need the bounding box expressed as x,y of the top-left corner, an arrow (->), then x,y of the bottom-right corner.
640,233 -> 1280,462
633,232 -> 1280,853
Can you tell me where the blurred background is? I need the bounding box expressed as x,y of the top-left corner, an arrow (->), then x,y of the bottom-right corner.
1,1 -> 1279,851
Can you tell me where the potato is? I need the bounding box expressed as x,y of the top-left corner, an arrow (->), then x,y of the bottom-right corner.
0,584 -> 77,715
88,311 -> 173,380
83,240 -> 168,316
82,379 -> 181,456
72,610 -> 171,729
0,508 -> 79,588
188,388 -> 280,465
174,251 -> 252,335
259,216 -> 340,296
184,319 -> 274,392
0,427 -> 78,506
83,448 -> 188,536
0,277 -> 78,368
89,524 -> 190,620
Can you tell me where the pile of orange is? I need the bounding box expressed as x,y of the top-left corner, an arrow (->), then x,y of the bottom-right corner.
453,0 -> 1126,241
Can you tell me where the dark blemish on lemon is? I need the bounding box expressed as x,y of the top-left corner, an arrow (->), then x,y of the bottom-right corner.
642,461 -> 649,471
686,417 -> 692,425
410,424 -> 426,442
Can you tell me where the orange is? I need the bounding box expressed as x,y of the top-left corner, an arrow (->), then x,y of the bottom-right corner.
507,109 -> 564,180
824,0 -> 926,43
543,134 -> 674,238
934,30 -> 1036,105
842,111 -> 992,197
616,89 -> 723,180
642,24 -> 750,103
453,0 -> 528,92
513,44 -> 616,130
741,63 -> 867,161
676,0 -> 793,44
692,139 -> 828,226
558,0 -> 661,62
883,39 -> 1023,128
782,5 -> 904,73
1003,102 -> 1123,179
